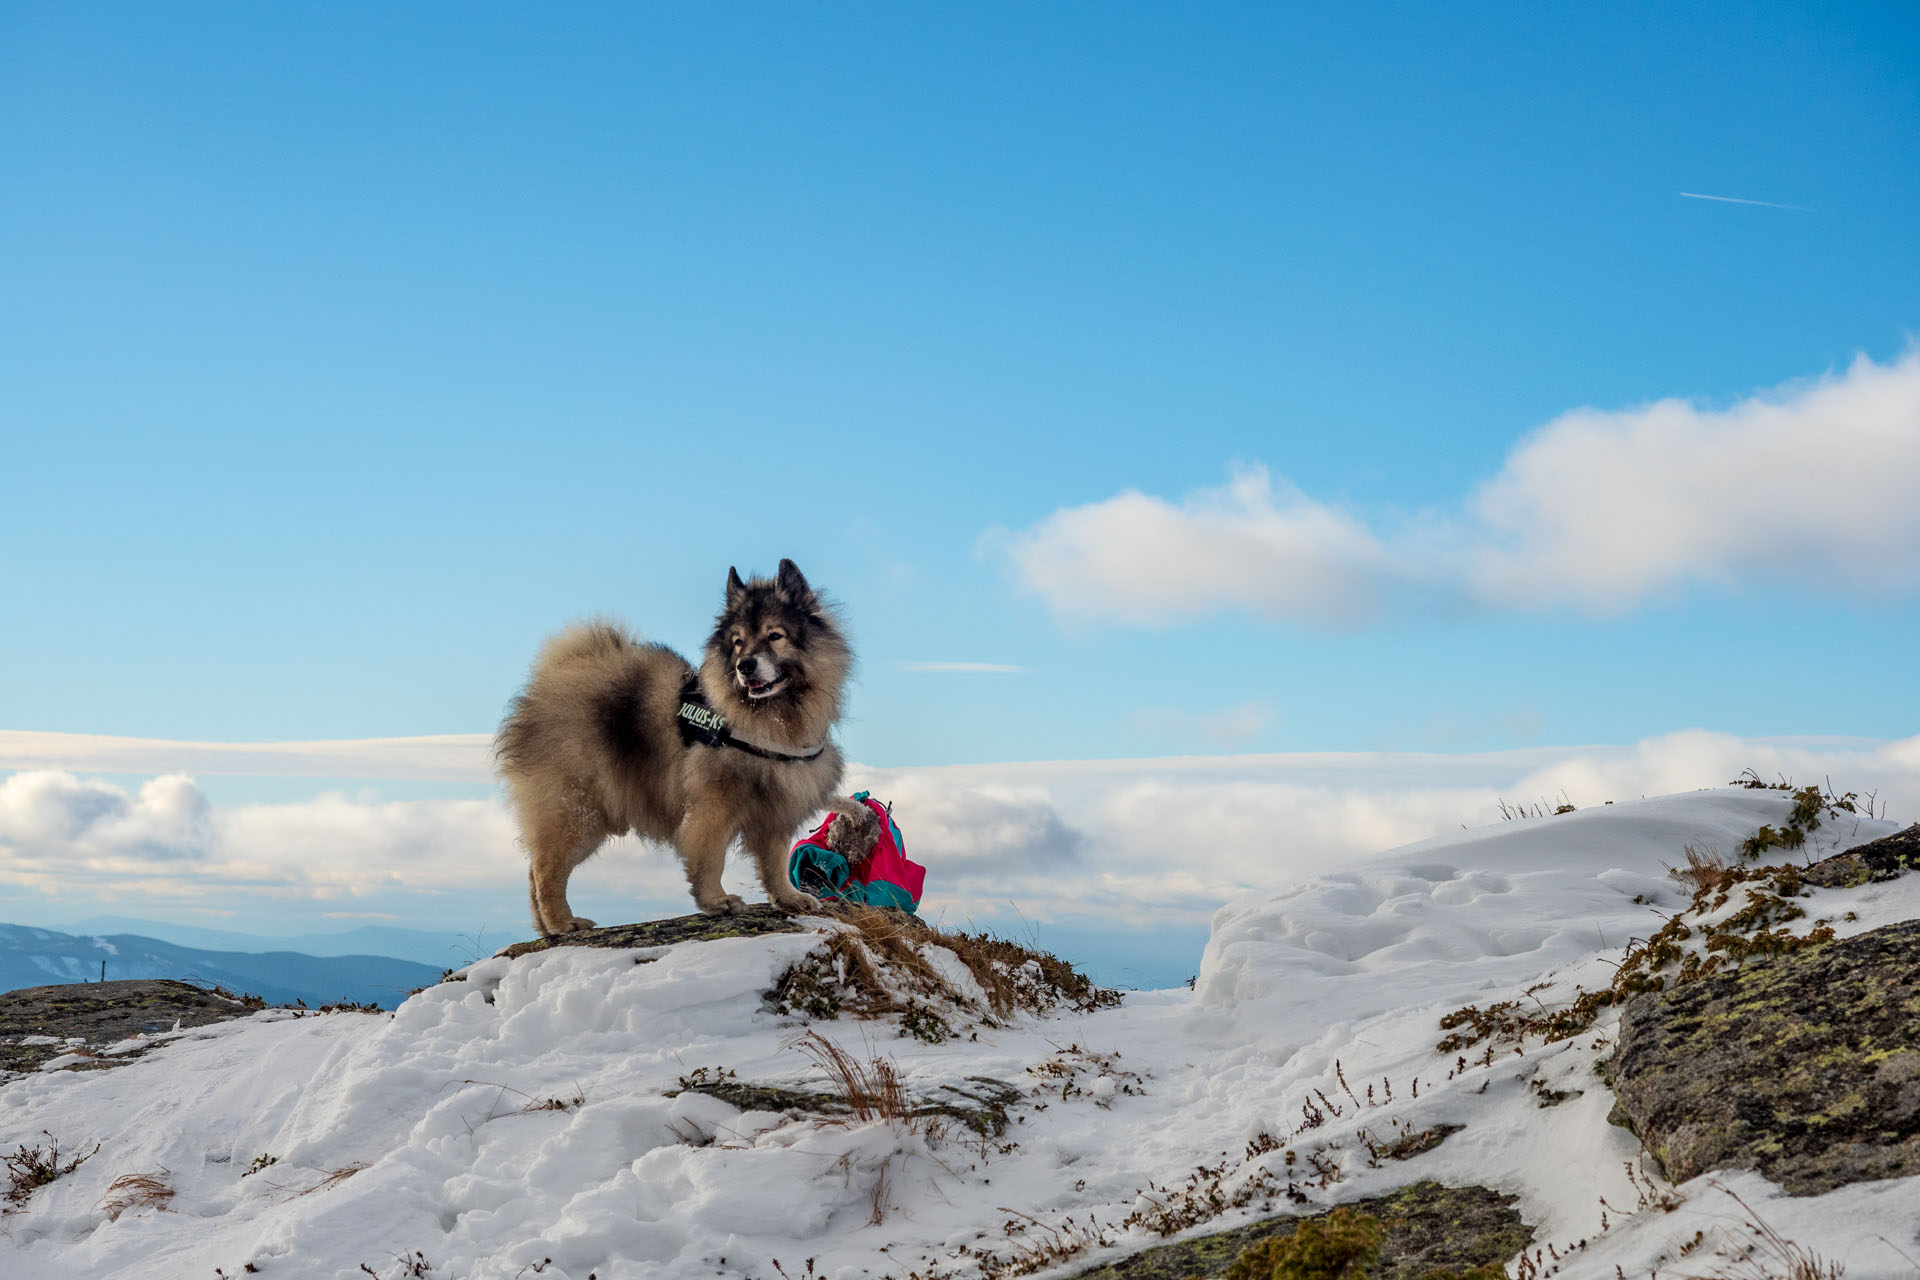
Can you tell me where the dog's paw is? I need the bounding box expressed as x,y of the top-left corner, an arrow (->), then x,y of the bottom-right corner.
773,890 -> 822,915
546,915 -> 597,935
697,894 -> 748,917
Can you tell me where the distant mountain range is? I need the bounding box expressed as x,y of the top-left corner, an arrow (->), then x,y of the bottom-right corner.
0,923 -> 450,1010
47,914 -> 518,970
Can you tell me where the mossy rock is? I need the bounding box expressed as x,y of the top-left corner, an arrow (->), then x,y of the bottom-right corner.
1606,918 -> 1920,1194
1064,1182 -> 1531,1280
0,979 -> 261,1075
495,904 -> 806,959
672,1079 -> 854,1116
1803,824 -> 1920,889
671,1073 -> 1020,1136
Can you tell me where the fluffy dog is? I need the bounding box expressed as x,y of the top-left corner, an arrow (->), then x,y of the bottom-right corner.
495,560 -> 871,934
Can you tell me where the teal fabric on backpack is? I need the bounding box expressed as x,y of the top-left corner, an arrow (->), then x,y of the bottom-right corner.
788,791 -> 923,912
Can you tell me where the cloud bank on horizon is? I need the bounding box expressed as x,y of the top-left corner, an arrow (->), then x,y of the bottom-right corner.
0,730 -> 496,782
2,729 -> 1915,935
999,350 -> 1920,627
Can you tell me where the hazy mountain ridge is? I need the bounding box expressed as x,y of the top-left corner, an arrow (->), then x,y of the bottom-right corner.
49,915 -> 506,969
0,923 -> 443,1010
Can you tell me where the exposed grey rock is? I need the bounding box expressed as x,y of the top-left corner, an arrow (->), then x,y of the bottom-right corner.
494,904 -> 805,959
670,1072 -> 1022,1136
1804,824 -> 1920,888
1063,1181 -> 1530,1280
1607,918 -> 1920,1194
0,979 -> 261,1076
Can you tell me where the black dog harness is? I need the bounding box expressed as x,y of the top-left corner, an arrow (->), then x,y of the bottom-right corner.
675,675 -> 825,762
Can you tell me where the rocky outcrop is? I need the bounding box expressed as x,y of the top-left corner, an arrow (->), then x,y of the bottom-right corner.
1606,918 -> 1920,1194
670,1069 -> 1022,1136
0,979 -> 261,1076
494,904 -> 807,959
1063,1182 -> 1531,1280
1803,823 -> 1920,888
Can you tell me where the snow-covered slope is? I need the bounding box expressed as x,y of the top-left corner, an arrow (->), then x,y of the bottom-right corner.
2,788 -> 1914,1280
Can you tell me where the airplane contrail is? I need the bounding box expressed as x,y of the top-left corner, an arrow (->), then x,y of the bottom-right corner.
1679,191 -> 1815,213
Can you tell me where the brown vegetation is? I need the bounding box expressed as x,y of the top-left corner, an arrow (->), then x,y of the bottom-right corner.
4,1131 -> 98,1207
771,906 -> 1122,1042
99,1171 -> 175,1219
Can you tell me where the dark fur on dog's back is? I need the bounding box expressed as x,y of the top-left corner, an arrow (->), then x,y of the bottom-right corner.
495,561 -> 868,934
495,623 -> 669,781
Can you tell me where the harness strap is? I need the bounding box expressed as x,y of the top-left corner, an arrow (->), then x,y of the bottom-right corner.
675,675 -> 825,763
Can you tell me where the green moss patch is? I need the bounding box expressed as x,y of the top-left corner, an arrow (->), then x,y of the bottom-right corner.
1606,918 -> 1920,1194
495,904 -> 805,959
1062,1182 -> 1531,1280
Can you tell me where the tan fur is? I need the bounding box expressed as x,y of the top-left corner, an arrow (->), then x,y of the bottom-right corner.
495,562 -> 873,935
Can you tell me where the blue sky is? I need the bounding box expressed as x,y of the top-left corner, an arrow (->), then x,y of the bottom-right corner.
1,5 -> 1918,969
4,3 -> 1917,766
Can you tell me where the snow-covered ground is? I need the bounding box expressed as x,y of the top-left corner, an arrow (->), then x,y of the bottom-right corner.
3,787 -> 1915,1280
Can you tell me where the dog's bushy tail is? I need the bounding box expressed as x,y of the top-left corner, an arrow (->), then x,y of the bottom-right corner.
494,620 -> 638,776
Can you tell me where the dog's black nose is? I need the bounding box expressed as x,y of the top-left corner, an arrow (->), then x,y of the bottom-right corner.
736,660 -> 755,675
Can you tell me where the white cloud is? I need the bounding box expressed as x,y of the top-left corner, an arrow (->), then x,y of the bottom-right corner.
4,730 -> 1914,932
0,769 -> 523,903
1467,351 -> 1920,609
998,351 -> 1920,626
859,775 -> 1085,874
993,465 -> 1400,628
0,730 -> 495,782
0,772 -> 212,864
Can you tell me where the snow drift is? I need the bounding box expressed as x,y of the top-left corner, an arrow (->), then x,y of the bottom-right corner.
2,786 -> 1917,1280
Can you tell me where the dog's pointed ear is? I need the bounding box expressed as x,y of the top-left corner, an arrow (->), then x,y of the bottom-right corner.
726,566 -> 748,607
775,558 -> 814,605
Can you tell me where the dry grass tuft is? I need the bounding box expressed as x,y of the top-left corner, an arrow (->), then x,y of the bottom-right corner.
973,1212 -> 1114,1278
99,1171 -> 174,1219
1679,1180 -> 1844,1280
452,1078 -> 588,1123
1121,1160 -> 1282,1236
828,925 -> 937,1013
835,905 -> 1120,1013
301,1163 -> 370,1196
929,924 -> 1123,1018
1498,794 -> 1577,820
785,1030 -> 916,1127
772,907 -> 1121,1041
1672,843 -> 1735,894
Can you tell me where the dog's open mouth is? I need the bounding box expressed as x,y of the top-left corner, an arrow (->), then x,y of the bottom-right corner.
743,674 -> 790,700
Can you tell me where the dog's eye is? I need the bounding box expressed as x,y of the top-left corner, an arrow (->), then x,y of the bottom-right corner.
730,637 -> 743,650
766,631 -> 785,644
